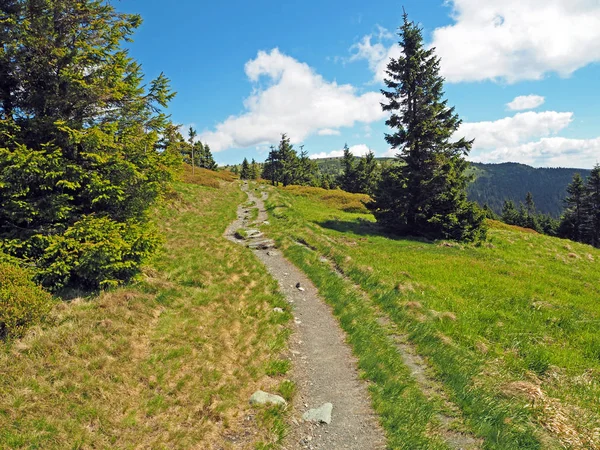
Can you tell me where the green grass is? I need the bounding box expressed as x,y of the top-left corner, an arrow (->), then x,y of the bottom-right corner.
0,174 -> 292,449
264,185 -> 600,449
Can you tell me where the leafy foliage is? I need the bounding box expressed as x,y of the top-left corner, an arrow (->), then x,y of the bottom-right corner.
0,261 -> 54,339
0,0 -> 178,290
367,13 -> 485,242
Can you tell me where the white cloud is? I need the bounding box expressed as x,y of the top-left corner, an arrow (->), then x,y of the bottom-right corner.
506,95 -> 545,111
310,144 -> 371,159
351,1 -> 600,84
349,26 -> 394,76
200,49 -> 386,152
460,110 -> 600,167
472,137 -> 600,168
456,111 -> 573,149
318,128 -> 341,136
432,0 -> 600,83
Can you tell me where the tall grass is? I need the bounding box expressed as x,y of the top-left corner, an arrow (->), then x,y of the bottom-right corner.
265,186 -> 600,449
0,174 -> 291,448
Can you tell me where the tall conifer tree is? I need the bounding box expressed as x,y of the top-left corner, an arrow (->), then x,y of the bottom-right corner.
367,12 -> 485,241
583,165 -> 600,247
559,173 -> 586,242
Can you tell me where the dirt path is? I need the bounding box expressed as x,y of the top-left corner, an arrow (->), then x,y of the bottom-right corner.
225,182 -> 386,450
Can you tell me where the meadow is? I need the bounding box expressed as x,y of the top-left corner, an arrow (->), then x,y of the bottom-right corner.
0,171 -> 292,449
263,184 -> 600,449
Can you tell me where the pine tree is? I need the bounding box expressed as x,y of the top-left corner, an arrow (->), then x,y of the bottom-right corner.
559,173 -> 586,241
250,158 -> 260,179
202,143 -> 218,170
263,145 -> 280,185
355,150 -> 379,196
0,0 -> 177,290
240,158 -> 250,180
188,127 -> 197,174
367,12 -> 485,241
277,134 -> 298,187
583,165 -> 600,247
338,144 -> 357,192
502,200 -> 518,225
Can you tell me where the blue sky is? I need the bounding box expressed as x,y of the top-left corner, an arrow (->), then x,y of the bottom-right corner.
120,0 -> 600,168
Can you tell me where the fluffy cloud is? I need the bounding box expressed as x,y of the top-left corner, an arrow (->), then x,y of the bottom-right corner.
200,49 -> 386,152
317,128 -> 341,136
459,110 -> 600,167
310,144 -> 371,159
472,137 -> 600,168
456,111 -> 573,149
351,1 -> 600,84
506,95 -> 545,111
432,0 -> 600,83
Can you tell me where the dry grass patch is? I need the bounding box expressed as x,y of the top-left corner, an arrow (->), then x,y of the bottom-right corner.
0,180 -> 291,449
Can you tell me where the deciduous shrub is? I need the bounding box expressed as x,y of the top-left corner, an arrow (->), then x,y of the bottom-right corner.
0,262 -> 54,339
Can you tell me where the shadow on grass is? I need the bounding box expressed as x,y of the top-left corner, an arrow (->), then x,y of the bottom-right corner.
317,218 -> 433,244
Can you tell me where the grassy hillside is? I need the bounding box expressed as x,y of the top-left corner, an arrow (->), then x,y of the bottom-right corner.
313,158 -> 591,217
0,169 -> 292,449
263,184 -> 600,449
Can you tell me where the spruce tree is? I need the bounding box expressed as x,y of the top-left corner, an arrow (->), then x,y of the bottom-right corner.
338,144 -> 357,192
583,165 -> 600,247
240,158 -> 250,180
0,0 -> 176,290
559,173 -> 586,241
277,134 -> 298,187
367,12 -> 485,241
202,143 -> 218,170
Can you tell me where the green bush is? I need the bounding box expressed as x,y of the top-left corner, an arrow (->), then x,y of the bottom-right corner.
36,215 -> 160,291
0,262 -> 54,339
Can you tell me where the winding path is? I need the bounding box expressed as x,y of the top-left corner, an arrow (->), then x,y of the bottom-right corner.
225,182 -> 386,450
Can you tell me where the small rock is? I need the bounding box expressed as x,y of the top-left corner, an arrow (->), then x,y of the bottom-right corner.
273,307 -> 284,313
249,390 -> 287,406
263,221 -> 270,225
303,403 -> 333,424
248,240 -> 275,250
298,287 -> 305,292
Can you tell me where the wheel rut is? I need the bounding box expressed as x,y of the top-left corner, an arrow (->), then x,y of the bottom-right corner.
225,182 -> 386,450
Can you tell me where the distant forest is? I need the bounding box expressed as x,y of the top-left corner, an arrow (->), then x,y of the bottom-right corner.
313,158 -> 591,217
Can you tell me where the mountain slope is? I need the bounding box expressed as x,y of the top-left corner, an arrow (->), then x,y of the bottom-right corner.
313,158 -> 592,216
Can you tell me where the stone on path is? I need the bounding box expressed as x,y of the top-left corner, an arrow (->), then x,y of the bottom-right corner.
248,239 -> 275,250
249,390 -> 287,406
302,403 -> 333,424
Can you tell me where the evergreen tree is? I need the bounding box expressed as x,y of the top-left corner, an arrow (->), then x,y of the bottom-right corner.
558,173 -> 586,241
355,150 -> 380,196
482,203 -> 497,220
277,134 -> 298,187
250,158 -> 260,179
296,148 -> 319,186
240,158 -> 251,180
583,164 -> 600,247
263,145 -> 280,185
0,0 -> 177,290
188,127 -> 197,174
501,200 -> 518,225
367,12 -> 485,241
338,144 -> 357,192
202,143 -> 218,170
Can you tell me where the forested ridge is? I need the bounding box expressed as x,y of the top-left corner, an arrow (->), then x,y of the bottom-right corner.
311,158 -> 591,217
